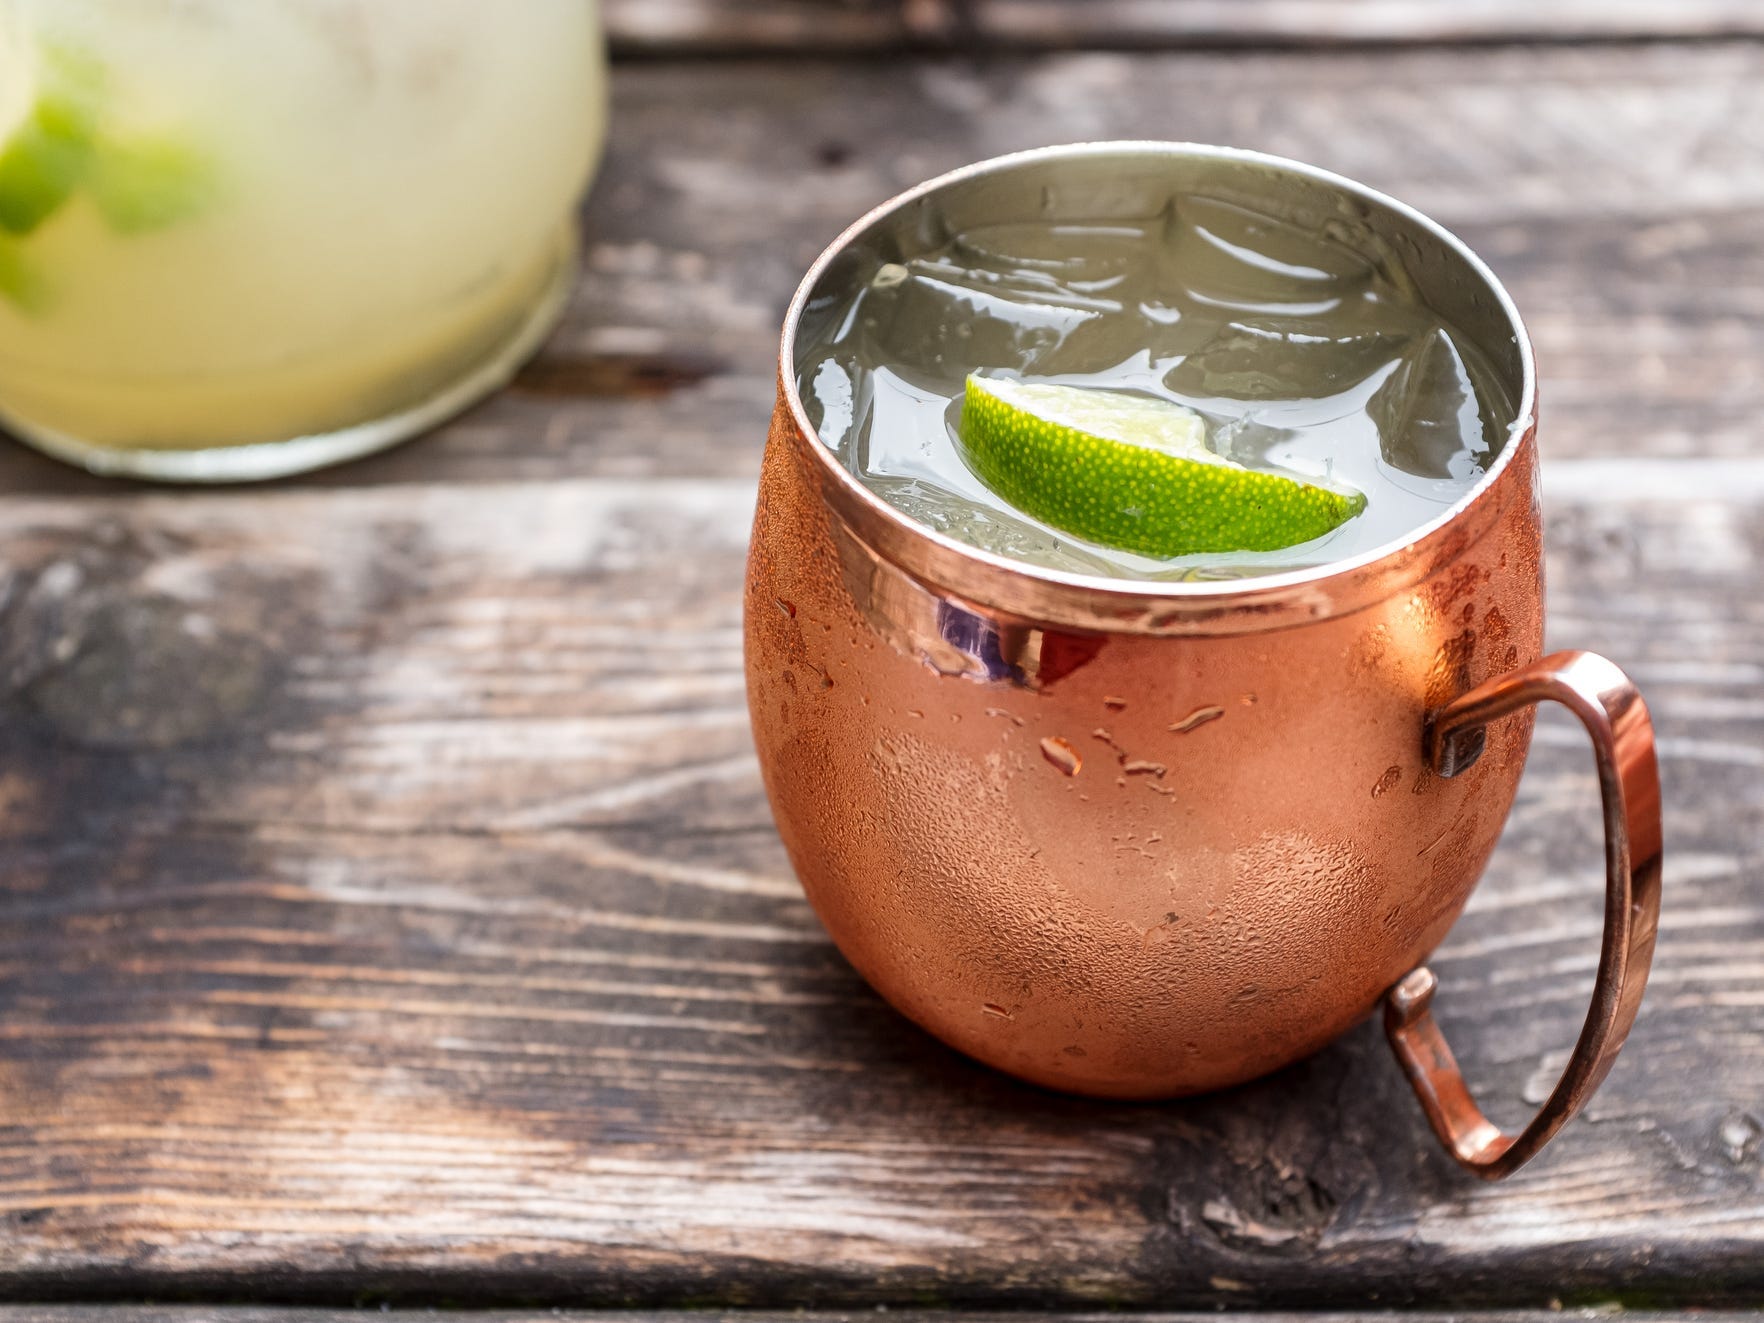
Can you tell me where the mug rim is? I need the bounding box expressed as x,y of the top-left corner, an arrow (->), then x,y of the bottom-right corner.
777,141 -> 1539,620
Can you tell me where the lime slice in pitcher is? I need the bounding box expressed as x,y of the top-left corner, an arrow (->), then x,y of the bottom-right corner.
90,134 -> 216,234
0,95 -> 95,234
958,374 -> 1365,557
0,42 -> 104,235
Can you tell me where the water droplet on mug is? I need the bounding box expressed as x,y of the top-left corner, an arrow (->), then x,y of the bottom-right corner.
1170,705 -> 1225,734
1040,736 -> 1082,776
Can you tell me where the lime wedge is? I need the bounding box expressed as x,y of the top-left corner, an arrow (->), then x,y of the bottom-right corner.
90,135 -> 216,234
0,91 -> 96,234
0,40 -> 105,235
959,375 -> 1365,557
0,234 -> 50,313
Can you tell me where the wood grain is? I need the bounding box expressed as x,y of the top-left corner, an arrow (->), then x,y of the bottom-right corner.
6,1314 -> 1760,1323
3,1315 -> 1761,1323
972,2 -> 1764,47
601,1 -> 1764,53
6,43 -> 1757,494
0,456 -> 1760,1304
607,0 -> 909,54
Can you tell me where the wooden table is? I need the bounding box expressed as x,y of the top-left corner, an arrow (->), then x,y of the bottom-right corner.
3,3 -> 1762,1318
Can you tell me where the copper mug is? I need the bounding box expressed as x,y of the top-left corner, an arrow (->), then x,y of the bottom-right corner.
744,143 -> 1662,1178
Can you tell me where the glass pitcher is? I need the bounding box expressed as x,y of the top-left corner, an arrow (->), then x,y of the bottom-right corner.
0,0 -> 607,480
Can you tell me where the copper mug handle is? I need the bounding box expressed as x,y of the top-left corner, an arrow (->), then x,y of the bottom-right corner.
1384,650 -> 1663,1179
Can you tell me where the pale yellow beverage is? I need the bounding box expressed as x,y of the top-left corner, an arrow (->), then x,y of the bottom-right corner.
0,0 -> 606,479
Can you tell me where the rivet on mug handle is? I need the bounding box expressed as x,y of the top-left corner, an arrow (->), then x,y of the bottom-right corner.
1385,650 -> 1663,1179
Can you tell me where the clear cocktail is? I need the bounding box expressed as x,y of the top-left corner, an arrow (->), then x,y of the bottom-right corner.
797,182 -> 1513,577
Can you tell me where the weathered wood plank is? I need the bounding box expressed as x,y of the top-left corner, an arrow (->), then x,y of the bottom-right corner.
1,43 -> 1759,494
973,1 -> 1764,48
5,1315 -> 1761,1323
2,1315 -> 1759,1323
607,0 -> 910,54
602,1 -> 1764,53
0,459 -> 1760,1304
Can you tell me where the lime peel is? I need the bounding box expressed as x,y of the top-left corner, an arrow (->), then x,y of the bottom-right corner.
958,374 -> 1365,557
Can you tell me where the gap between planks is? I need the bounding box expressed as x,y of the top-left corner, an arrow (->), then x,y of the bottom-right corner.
602,0 -> 1764,55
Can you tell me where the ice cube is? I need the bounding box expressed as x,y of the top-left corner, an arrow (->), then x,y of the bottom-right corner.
1162,195 -> 1377,314
800,351 -> 861,453
1164,318 -> 1410,402
865,475 -> 1122,578
840,254 -> 1120,380
855,364 -> 952,486
1206,413 -> 1302,468
949,219 -> 1155,287
1368,327 -> 1494,480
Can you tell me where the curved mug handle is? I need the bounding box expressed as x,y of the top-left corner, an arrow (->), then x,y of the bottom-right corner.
1384,650 -> 1663,1179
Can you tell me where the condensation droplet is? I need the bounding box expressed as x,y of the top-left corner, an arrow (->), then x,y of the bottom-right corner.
1170,705 -> 1225,734
1717,1111 -> 1762,1164
1371,765 -> 1403,798
1040,736 -> 1082,776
